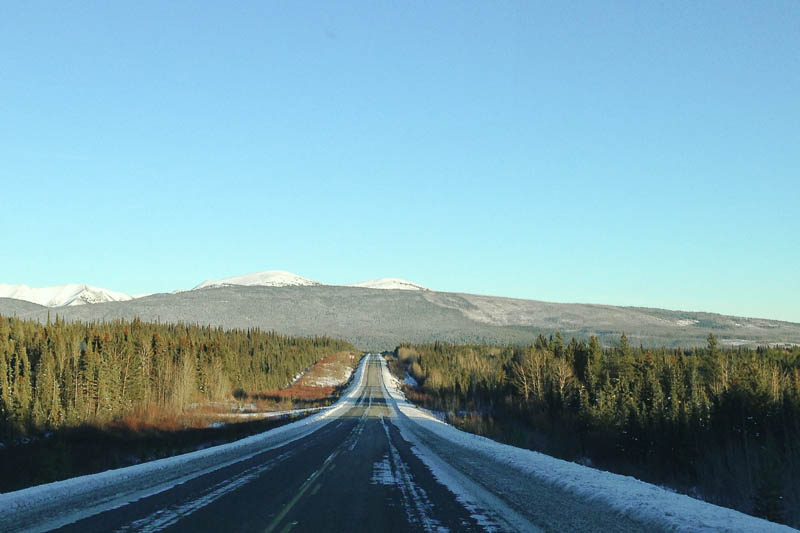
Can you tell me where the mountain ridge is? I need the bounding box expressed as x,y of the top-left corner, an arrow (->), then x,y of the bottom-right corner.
1,271 -> 434,307
0,283 -> 133,307
1,284 -> 797,351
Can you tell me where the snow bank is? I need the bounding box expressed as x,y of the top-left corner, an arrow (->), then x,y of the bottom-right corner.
216,407 -> 326,420
378,357 -> 793,533
0,354 -> 371,533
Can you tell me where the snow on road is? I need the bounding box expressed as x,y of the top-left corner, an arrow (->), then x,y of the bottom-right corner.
374,415 -> 443,532
116,448 -> 298,533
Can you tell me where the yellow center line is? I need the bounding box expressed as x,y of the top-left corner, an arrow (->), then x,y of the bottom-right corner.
263,449 -> 341,533
264,355 -> 381,533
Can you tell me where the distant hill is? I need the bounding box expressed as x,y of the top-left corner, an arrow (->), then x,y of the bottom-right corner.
1,285 -> 798,351
0,270 -> 433,308
0,297 -> 48,315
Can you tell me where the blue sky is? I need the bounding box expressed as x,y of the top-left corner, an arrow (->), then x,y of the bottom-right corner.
1,2 -> 798,322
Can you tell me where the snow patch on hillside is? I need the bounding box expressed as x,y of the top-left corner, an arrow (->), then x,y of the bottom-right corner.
0,283 -> 133,307
193,271 -> 320,290
348,278 -> 428,291
294,352 -> 356,388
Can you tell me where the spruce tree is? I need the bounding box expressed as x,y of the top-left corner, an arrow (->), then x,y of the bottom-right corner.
14,343 -> 33,430
0,352 -> 10,435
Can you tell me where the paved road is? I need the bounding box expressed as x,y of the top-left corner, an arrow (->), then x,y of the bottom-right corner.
53,356 -> 487,532
4,355 -> 785,532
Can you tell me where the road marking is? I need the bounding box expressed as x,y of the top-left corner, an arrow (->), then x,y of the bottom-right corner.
266,358 -> 380,532
263,450 -> 341,533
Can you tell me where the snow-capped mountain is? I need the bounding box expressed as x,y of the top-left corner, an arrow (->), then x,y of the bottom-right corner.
193,270 -> 321,290
347,278 -> 428,291
192,271 -> 429,292
0,283 -> 133,307
1,272 -> 429,307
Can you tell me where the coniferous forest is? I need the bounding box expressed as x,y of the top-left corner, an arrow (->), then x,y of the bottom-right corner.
391,335 -> 800,527
0,314 -> 354,441
4,310 -> 799,527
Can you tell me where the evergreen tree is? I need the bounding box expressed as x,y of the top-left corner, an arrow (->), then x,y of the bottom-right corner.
0,351 -> 10,434
14,343 -> 33,430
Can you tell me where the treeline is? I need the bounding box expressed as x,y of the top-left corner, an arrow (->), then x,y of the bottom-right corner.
394,334 -> 800,527
0,314 -> 354,439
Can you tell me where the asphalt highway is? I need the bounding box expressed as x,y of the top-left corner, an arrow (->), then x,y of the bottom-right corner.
53,356 -> 486,532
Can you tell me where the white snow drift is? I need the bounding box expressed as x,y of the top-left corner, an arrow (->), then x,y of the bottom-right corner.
0,283 -> 132,307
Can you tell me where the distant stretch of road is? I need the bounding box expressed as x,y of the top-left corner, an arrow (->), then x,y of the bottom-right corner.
0,355 -> 790,532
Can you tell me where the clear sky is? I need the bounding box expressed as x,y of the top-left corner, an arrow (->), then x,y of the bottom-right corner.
1,2 -> 798,322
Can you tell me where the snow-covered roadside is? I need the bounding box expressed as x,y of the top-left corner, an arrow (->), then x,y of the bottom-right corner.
0,354 -> 371,533
215,407 -> 326,420
378,356 -> 794,533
